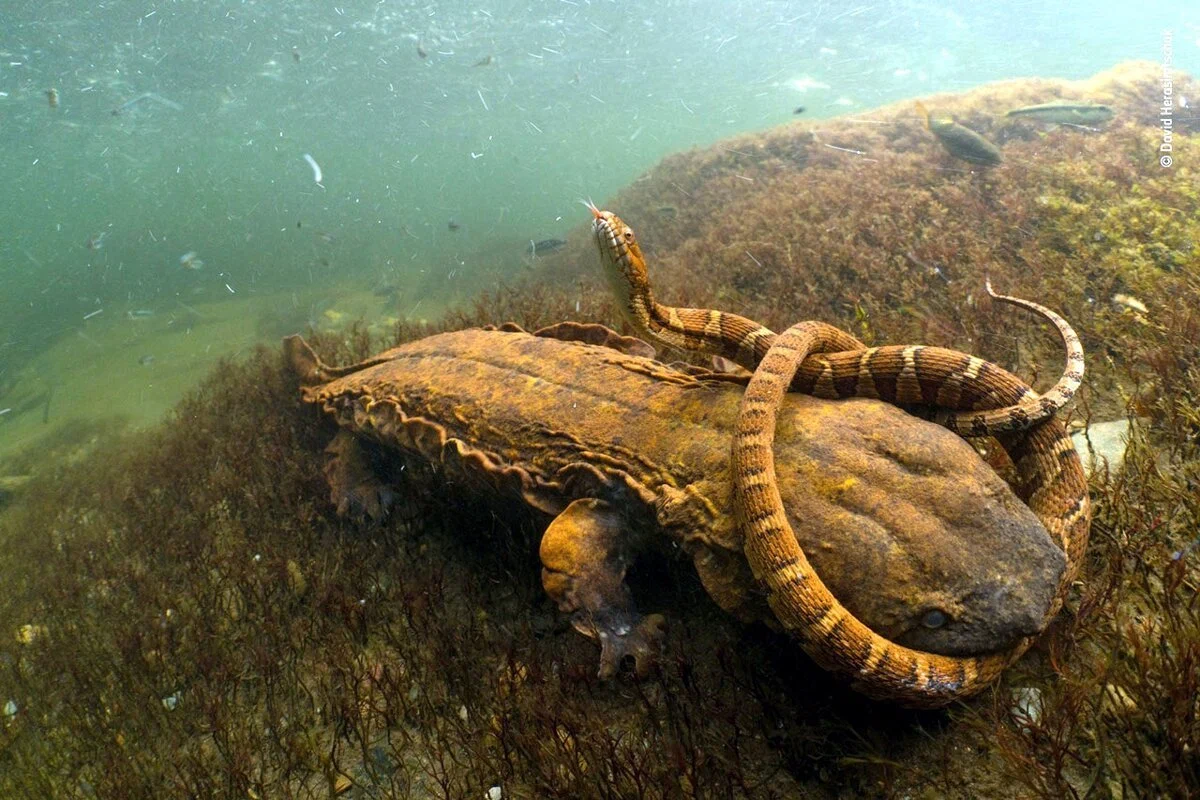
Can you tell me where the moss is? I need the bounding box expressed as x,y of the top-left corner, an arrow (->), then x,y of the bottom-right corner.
2,61 -> 1198,797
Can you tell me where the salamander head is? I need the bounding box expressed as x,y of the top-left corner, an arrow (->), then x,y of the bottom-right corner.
817,494 -> 1067,658
883,556 -> 1064,656
776,398 -> 1069,658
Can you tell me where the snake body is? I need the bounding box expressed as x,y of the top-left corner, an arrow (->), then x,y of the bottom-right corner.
588,202 -> 1083,437
589,204 -> 1091,706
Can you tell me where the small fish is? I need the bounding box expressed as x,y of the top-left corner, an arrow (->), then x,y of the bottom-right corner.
447,219 -> 460,232
472,54 -> 493,67
529,238 -> 567,257
915,101 -> 1002,166
292,47 -> 301,63
127,309 -> 155,319
1111,293 -> 1148,314
416,43 -> 427,59
793,105 -> 806,114
86,231 -> 107,251
179,251 -> 204,270
112,92 -> 183,116
46,87 -> 58,108
138,355 -> 156,366
1006,102 -> 1114,125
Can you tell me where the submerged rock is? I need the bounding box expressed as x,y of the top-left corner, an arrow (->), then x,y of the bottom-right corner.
1070,419 -> 1137,475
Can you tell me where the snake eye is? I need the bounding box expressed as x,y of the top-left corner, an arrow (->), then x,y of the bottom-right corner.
623,230 -> 634,241
921,610 -> 948,629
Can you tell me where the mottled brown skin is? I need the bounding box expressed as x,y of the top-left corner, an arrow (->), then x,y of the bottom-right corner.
286,326 -> 1064,678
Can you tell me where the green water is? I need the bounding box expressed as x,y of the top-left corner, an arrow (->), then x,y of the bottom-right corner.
1,0 -> 1197,455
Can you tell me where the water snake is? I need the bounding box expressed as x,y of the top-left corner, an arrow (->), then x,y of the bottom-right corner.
589,204 -> 1091,706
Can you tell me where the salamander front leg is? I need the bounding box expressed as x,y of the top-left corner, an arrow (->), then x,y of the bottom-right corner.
323,430 -> 396,522
539,498 -> 666,678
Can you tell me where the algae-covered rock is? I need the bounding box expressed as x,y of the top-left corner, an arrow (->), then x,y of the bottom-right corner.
539,62 -> 1197,424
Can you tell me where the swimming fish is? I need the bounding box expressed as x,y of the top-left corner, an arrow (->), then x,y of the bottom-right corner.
528,238 -> 567,257
1006,102 -> 1114,125
46,88 -> 58,108
112,92 -> 183,116
915,100 -> 1002,166
1111,293 -> 1147,313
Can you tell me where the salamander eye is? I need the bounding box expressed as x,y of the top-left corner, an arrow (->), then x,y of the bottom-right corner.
921,610 -> 948,629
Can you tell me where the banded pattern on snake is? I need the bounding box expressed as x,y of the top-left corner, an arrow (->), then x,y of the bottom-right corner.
589,203 -> 1091,706
587,202 -> 1084,437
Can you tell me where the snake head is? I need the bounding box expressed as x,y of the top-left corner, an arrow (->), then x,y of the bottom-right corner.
586,203 -> 651,323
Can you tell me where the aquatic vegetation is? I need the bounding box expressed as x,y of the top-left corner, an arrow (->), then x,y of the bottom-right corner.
2,61 -> 1198,795
0,347 -> 922,798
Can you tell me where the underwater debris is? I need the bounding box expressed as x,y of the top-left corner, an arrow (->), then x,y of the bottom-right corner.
915,100 -> 1002,165
302,152 -> 323,185
178,251 -> 203,271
